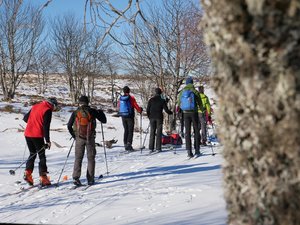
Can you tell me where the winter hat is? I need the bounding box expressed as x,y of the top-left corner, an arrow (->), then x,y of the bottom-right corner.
123,86 -> 130,94
79,95 -> 89,105
47,97 -> 58,107
155,88 -> 162,95
198,85 -> 204,93
186,77 -> 193,84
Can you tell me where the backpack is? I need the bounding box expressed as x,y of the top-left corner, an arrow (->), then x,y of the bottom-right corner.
170,133 -> 183,145
161,134 -> 172,145
180,89 -> 195,111
74,107 -> 94,139
161,133 -> 183,145
119,95 -> 133,117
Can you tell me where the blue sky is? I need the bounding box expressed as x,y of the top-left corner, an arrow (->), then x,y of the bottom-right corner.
28,0 -> 153,21
30,0 -> 92,20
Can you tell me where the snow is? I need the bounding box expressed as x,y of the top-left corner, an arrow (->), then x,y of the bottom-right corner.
0,83 -> 227,224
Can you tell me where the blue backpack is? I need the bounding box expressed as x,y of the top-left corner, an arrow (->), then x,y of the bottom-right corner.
180,90 -> 196,111
119,95 -> 133,116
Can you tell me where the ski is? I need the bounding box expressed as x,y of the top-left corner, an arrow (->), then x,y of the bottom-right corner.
193,154 -> 202,159
6,184 -> 38,196
119,149 -> 138,155
185,153 -> 202,160
70,184 -> 87,190
79,184 -> 93,191
80,174 -> 104,191
146,150 -> 163,156
37,184 -> 57,190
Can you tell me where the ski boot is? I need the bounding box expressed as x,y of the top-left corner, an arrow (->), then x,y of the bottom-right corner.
73,178 -> 82,187
24,169 -> 34,186
40,173 -> 51,187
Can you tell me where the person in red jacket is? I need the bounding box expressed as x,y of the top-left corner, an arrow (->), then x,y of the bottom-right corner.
23,97 -> 58,187
118,86 -> 143,151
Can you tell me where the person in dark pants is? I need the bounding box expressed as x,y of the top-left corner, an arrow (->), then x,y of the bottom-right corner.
197,85 -> 212,145
177,77 -> 203,158
67,96 -> 107,186
178,108 -> 184,137
23,97 -> 58,187
146,88 -> 173,153
118,86 -> 143,151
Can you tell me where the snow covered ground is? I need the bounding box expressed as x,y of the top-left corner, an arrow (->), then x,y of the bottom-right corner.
0,78 -> 227,225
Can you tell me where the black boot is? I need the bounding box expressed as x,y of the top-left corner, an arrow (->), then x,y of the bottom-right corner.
73,178 -> 82,186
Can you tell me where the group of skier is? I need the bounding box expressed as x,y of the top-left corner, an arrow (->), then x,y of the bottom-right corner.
22,96 -> 107,188
21,76 -> 211,187
118,77 -> 212,158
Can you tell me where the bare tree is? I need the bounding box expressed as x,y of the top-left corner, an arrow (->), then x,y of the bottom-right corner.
201,1 -> 300,224
103,54 -> 120,106
83,30 -> 112,101
0,0 -> 44,100
30,45 -> 56,94
122,0 -> 209,130
52,14 -> 112,104
52,14 -> 88,103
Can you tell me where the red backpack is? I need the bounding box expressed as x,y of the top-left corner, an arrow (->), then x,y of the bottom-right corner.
162,134 -> 172,145
161,133 -> 182,145
170,133 -> 183,145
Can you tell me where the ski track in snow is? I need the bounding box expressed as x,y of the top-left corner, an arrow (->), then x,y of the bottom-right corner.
0,110 -> 225,224
1,146 -> 223,224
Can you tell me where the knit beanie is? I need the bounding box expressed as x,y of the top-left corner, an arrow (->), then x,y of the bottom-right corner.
155,88 -> 162,95
123,86 -> 130,94
79,96 -> 89,105
47,97 -> 58,107
185,77 -> 193,84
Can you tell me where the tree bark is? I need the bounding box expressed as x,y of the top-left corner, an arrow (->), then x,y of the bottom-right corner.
200,1 -> 300,224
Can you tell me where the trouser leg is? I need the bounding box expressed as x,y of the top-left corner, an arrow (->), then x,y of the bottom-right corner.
126,118 -> 134,146
25,137 -> 37,172
184,113 -> 193,156
156,119 -> 163,150
192,112 -> 200,154
200,114 -> 207,143
149,119 -> 156,150
122,117 -> 129,146
73,138 -> 86,179
86,138 -> 96,182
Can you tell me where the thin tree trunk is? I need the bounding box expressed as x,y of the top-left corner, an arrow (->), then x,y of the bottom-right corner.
201,1 -> 300,225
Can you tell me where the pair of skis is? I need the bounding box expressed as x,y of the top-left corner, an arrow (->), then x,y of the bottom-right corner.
70,174 -> 104,190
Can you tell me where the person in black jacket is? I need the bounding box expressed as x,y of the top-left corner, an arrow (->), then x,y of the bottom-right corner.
146,88 -> 173,153
67,96 -> 107,186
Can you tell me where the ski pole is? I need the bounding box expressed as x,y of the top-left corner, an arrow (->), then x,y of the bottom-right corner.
9,145 -> 47,175
141,123 -> 150,154
101,122 -> 109,175
139,113 -> 143,152
207,125 -> 215,156
55,138 -> 75,186
174,119 -> 181,155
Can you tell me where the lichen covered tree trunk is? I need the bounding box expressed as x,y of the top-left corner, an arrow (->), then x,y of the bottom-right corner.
200,1 -> 300,224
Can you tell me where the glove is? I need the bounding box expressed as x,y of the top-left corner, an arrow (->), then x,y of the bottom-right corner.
44,142 -> 51,150
72,135 -> 76,140
140,107 -> 143,113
